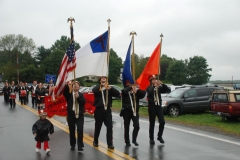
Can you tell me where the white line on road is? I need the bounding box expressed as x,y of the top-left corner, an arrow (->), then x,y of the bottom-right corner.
112,113 -> 240,146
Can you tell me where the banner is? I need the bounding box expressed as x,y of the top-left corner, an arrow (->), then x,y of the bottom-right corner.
45,95 -> 68,118
83,93 -> 96,115
45,93 -> 96,118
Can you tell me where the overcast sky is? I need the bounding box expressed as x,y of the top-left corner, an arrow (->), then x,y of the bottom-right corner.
1,0 -> 240,81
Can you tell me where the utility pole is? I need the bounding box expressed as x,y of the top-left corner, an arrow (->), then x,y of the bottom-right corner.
17,52 -> 19,84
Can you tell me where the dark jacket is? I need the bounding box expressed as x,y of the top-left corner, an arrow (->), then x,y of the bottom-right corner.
8,85 -> 17,95
121,86 -> 146,112
63,85 -> 86,117
35,88 -> 47,97
146,84 -> 170,105
32,119 -> 54,142
3,86 -> 9,95
92,85 -> 120,108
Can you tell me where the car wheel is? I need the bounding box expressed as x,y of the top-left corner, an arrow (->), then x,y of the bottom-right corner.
168,105 -> 180,117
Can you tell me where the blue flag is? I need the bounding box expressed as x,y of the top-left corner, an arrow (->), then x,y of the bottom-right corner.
122,41 -> 134,88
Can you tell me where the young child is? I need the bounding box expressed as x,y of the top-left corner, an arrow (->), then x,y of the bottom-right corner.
32,110 -> 54,154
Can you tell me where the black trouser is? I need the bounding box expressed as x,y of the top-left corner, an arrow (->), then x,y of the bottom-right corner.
26,92 -> 29,103
20,96 -> 26,105
123,109 -> 140,144
94,108 -> 113,146
9,99 -> 16,107
4,93 -> 9,102
67,115 -> 84,148
36,97 -> 44,110
148,104 -> 165,140
32,96 -> 37,107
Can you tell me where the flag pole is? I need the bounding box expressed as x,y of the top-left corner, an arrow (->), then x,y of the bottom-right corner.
130,31 -> 137,117
158,33 -> 163,80
105,19 -> 111,110
68,17 -> 78,114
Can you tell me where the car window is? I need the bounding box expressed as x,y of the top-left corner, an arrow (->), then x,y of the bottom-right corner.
212,93 -> 228,102
235,94 -> 240,102
184,89 -> 197,98
197,89 -> 211,97
167,89 -> 186,98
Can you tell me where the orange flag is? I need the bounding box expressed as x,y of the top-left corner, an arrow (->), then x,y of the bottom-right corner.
136,43 -> 161,90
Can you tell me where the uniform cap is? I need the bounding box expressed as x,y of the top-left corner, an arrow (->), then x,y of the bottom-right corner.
148,75 -> 157,81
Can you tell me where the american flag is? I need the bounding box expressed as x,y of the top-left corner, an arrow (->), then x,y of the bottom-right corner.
54,40 -> 76,96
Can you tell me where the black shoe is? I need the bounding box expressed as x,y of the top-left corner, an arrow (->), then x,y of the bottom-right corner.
150,139 -> 155,144
70,146 -> 75,150
93,141 -> 98,147
157,137 -> 165,144
108,145 -> 114,149
132,142 -> 139,146
78,147 -> 83,152
126,143 -> 131,146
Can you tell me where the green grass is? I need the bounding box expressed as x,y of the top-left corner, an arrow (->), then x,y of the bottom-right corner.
112,100 -> 240,136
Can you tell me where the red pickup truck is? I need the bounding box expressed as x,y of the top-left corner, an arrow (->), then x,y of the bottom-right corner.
210,90 -> 240,120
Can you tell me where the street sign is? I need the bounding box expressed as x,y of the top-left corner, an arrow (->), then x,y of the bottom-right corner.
45,74 -> 56,83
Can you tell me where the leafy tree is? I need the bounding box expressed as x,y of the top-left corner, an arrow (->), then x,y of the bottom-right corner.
2,62 -> 17,82
186,56 -> 212,85
35,46 -> 51,64
108,49 -> 123,84
0,34 -> 36,53
166,60 -> 187,85
135,54 -> 149,79
50,36 -> 80,52
41,49 -> 65,77
160,54 -> 174,80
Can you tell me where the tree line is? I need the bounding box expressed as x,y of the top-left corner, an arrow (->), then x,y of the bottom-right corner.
0,34 -> 211,85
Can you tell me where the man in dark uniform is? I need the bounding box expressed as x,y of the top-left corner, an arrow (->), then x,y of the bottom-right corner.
19,82 -> 27,105
147,75 -> 170,144
121,81 -> 146,146
18,81 -> 22,101
63,80 -> 86,152
25,82 -> 29,104
3,82 -> 10,103
9,81 -> 17,108
30,81 -> 38,108
92,76 -> 120,149
35,83 -> 47,111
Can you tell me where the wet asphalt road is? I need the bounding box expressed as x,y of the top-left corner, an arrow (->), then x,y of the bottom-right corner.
0,95 -> 240,160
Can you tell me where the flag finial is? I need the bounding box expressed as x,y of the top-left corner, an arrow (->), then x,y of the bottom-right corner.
67,17 -> 75,27
107,19 -> 111,27
130,31 -> 137,37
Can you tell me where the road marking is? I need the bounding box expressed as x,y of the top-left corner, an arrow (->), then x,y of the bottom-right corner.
112,113 -> 240,146
16,101 -> 135,160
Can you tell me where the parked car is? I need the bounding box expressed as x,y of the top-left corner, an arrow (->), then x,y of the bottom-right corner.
209,90 -> 240,120
139,85 -> 183,106
79,87 -> 91,93
161,86 -> 224,117
233,84 -> 240,90
0,83 -> 4,95
109,85 -> 122,100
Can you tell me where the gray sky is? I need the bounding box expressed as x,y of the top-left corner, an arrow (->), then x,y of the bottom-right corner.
1,0 -> 240,80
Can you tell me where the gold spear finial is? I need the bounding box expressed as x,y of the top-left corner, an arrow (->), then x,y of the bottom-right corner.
107,19 -> 111,27
160,33 -> 164,40
67,17 -> 75,27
